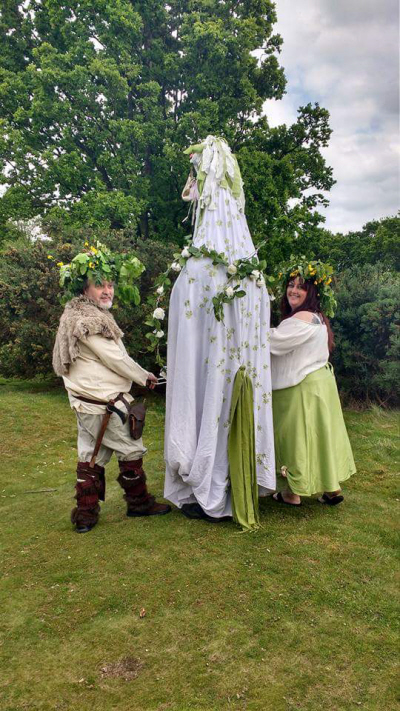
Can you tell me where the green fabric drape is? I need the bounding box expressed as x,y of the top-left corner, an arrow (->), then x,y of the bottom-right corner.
228,366 -> 260,532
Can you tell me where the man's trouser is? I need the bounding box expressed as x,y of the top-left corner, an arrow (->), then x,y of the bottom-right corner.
71,406 -> 154,527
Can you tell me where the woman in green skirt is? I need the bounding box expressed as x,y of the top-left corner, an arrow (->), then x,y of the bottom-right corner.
270,259 -> 356,507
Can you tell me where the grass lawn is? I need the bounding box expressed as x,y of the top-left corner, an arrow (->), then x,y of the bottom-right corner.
0,379 -> 399,711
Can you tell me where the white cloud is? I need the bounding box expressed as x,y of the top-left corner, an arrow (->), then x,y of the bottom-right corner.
263,0 -> 399,233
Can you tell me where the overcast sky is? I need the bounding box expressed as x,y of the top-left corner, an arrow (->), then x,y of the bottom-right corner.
263,0 -> 399,234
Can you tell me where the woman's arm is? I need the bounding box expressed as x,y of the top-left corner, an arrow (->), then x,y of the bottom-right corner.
269,317 -> 316,356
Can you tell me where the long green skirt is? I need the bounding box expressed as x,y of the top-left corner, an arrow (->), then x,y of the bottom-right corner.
272,365 -> 356,496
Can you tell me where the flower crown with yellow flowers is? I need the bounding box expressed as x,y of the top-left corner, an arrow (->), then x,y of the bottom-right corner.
274,256 -> 337,318
52,241 -> 145,306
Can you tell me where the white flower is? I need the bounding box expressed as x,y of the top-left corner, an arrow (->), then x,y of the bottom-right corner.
156,285 -> 164,295
153,307 -> 165,320
181,247 -> 191,259
227,264 -> 237,275
250,269 -> 260,281
225,286 -> 235,298
170,261 -> 182,272
269,292 -> 276,301
155,330 -> 164,338
256,277 -> 265,288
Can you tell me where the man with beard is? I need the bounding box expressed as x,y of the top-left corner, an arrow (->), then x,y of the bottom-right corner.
53,243 -> 170,533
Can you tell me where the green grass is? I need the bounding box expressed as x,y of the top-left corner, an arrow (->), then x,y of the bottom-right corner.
0,380 -> 399,711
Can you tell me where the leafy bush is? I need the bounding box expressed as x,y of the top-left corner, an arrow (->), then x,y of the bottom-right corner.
332,264 -> 400,405
0,232 -> 176,378
0,238 -> 65,378
1,232 -> 399,406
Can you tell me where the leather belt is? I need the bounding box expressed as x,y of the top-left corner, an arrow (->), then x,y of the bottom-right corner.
74,395 -> 109,405
75,393 -> 128,468
74,394 -> 128,425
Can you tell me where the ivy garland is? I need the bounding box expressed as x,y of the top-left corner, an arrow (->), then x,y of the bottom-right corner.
145,238 -> 273,367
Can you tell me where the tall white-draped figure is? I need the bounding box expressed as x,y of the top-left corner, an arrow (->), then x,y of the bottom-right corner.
164,136 -> 275,522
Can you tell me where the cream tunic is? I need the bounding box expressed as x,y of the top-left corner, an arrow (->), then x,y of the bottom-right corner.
270,316 -> 329,391
63,334 -> 149,413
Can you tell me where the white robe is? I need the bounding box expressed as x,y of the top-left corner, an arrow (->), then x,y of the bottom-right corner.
164,187 -> 275,517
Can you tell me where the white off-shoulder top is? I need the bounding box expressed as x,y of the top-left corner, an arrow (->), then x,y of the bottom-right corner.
270,315 -> 329,390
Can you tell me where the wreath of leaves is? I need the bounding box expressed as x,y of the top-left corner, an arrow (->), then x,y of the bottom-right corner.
273,255 -> 337,318
53,241 -> 145,305
145,237 -> 272,367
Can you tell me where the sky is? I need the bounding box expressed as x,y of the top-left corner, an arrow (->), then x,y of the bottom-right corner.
263,0 -> 399,234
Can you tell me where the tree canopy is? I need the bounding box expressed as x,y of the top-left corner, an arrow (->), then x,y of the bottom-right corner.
0,0 -> 333,251
315,216 -> 400,272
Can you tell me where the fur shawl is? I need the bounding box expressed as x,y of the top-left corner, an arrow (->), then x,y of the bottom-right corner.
52,296 -> 124,376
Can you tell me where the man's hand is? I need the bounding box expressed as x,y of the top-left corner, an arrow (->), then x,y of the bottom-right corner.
146,372 -> 158,390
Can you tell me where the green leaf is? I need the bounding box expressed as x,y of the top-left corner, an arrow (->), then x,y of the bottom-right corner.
74,254 -> 89,264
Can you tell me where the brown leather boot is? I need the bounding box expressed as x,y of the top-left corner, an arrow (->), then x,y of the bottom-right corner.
117,459 -> 171,517
71,462 -> 105,533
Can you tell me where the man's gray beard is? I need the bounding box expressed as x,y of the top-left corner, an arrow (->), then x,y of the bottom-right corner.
98,301 -> 113,310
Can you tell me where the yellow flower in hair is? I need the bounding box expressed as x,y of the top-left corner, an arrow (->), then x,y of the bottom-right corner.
47,255 -> 53,260
90,246 -> 98,254
290,270 -> 298,277
84,241 -> 89,247
326,277 -> 332,285
89,262 -> 95,268
57,261 -> 64,267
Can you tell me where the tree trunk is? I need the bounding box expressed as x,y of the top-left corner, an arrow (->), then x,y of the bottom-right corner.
139,212 -> 149,240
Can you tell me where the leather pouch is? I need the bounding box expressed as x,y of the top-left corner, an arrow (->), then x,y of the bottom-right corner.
127,401 -> 146,440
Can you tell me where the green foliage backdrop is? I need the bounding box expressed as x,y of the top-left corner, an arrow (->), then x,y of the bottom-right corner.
0,231 -> 175,378
0,220 -> 398,403
0,2 -> 398,402
0,0 -> 333,256
332,264 -> 400,405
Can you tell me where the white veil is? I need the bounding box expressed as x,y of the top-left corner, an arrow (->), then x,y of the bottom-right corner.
164,137 -> 275,517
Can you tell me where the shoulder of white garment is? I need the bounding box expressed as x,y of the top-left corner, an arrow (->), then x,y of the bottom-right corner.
274,317 -> 315,332
269,317 -> 318,355
292,311 -> 317,323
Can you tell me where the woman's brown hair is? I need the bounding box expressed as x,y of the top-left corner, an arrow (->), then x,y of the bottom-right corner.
281,279 -> 335,352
